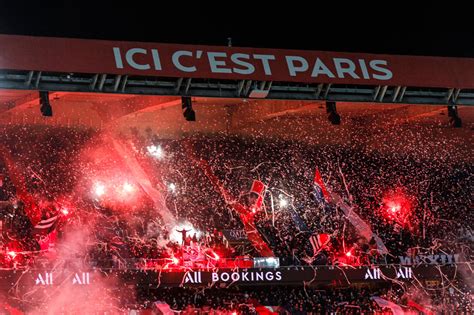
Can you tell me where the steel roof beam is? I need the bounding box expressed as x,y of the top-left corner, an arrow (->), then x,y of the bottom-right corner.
0,70 -> 473,105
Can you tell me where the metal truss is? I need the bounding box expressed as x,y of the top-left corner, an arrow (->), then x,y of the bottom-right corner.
1,70 -> 473,105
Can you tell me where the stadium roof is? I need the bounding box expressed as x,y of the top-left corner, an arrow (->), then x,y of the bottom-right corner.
0,35 -> 474,105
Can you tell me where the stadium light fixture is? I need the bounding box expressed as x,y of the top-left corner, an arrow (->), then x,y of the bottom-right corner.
326,101 -> 341,125
182,96 -> 196,121
39,91 -> 53,117
447,105 -> 462,128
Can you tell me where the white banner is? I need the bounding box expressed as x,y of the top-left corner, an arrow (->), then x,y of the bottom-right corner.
331,193 -> 389,254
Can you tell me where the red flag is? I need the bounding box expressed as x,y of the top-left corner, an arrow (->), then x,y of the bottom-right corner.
249,298 -> 278,315
250,180 -> 266,211
250,180 -> 265,195
314,168 -> 331,202
407,300 -> 434,315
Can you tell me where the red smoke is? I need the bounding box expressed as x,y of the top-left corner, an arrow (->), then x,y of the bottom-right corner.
381,188 -> 414,227
76,135 -> 150,213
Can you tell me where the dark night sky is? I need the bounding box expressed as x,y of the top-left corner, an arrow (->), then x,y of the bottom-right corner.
0,2 -> 472,58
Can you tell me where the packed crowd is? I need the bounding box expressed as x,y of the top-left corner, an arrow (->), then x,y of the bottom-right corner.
0,112 -> 471,313
137,285 -> 473,314
113,131 -> 472,267
0,124 -> 472,269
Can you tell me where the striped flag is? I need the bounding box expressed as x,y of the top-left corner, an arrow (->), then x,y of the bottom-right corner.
33,215 -> 58,234
309,233 -> 330,255
313,168 -> 331,203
